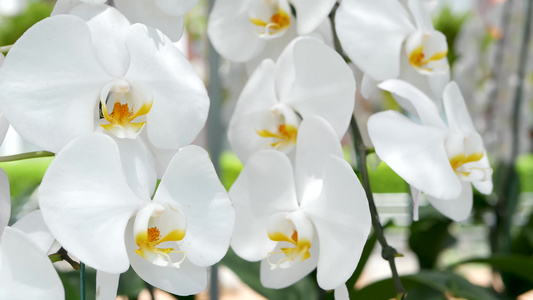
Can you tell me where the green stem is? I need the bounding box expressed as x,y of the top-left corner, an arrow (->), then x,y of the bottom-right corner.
80,262 -> 86,300
0,151 -> 54,162
48,247 -> 80,270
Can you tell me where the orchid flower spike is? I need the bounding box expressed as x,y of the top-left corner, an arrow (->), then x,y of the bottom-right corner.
53,0 -> 197,40
207,0 -> 333,71
335,0 -> 450,99
368,80 -> 493,221
227,37 -> 355,164
39,133 -> 235,296
0,5 -> 208,159
230,116 -> 371,293
0,169 -> 64,299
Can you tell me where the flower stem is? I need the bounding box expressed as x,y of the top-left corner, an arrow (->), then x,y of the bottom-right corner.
80,262 -> 86,300
0,151 -> 54,162
350,116 -> 406,298
328,3 -> 405,298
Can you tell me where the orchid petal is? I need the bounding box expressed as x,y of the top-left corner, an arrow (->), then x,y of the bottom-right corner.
0,227 -> 64,300
114,137 -> 158,200
228,59 -> 279,163
70,4 -> 131,78
208,0 -> 265,62
125,220 -> 208,295
0,16 -> 110,152
95,271 -> 120,300
426,182 -> 473,222
378,79 -> 447,128
443,81 -> 477,133
408,0 -> 437,31
291,0 -> 336,35
0,168 -> 9,233
305,156 -> 371,290
334,284 -> 350,300
155,0 -> 198,16
294,116 -> 343,206
279,38 -> 355,139
335,0 -> 415,81
0,111 -> 9,145
125,24 -> 209,150
368,111 -> 462,199
230,150 -> 299,261
154,145 -> 234,267
115,0 -> 185,41
259,239 -> 319,289
39,133 -> 146,273
11,210 -> 54,254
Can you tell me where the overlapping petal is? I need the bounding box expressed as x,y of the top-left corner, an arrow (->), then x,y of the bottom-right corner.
0,168 -> 9,234
291,0 -> 336,35
39,133 -> 147,273
426,182 -> 473,222
0,227 -> 64,300
0,15 -> 111,152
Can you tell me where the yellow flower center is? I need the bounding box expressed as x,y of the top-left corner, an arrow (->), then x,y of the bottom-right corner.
449,152 -> 484,177
256,124 -> 298,149
408,44 -> 448,72
266,230 -> 311,269
100,99 -> 153,138
250,6 -> 290,36
135,226 -> 187,265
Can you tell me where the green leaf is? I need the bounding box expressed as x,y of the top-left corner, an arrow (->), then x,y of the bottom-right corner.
352,270 -> 500,300
451,254 -> 533,285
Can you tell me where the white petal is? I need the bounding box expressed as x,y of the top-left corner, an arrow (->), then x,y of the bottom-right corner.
443,81 -> 477,133
426,182 -> 473,221
115,0 -> 185,41
334,284 -> 350,300
155,0 -> 198,16
11,210 -> 54,254
229,150 -> 299,261
51,0 -> 79,15
294,116 -> 343,205
304,156 -> 371,290
0,111 -> 9,145
279,37 -> 356,139
95,271 -> 120,300
408,0 -> 437,31
259,238 -> 319,288
292,0 -> 336,35
368,111 -> 462,199
39,133 -> 146,273
0,227 -> 64,300
70,4 -> 131,78
207,0 -> 265,62
0,16 -> 110,152
114,137 -> 158,200
335,0 -> 415,81
125,220 -> 208,295
0,168 -> 9,233
125,24 -> 209,150
154,145 -> 234,267
378,79 -> 447,128
228,59 -> 279,163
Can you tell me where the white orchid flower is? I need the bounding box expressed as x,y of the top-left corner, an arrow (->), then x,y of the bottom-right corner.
368,80 -> 493,221
230,116 -> 371,292
227,37 -> 355,164
53,0 -> 196,40
207,0 -> 333,71
0,169 -> 64,300
39,133 -> 235,296
335,0 -> 450,99
0,5 -> 208,157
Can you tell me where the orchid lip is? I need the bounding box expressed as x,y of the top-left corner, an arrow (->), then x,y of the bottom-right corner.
249,0 -> 291,38
256,103 -> 300,152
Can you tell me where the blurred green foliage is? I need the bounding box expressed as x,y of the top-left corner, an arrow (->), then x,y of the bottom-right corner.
0,1 -> 53,46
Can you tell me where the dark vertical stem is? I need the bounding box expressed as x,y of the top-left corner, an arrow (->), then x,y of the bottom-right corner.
80,262 -> 86,300
328,3 -> 405,298
350,117 -> 406,298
